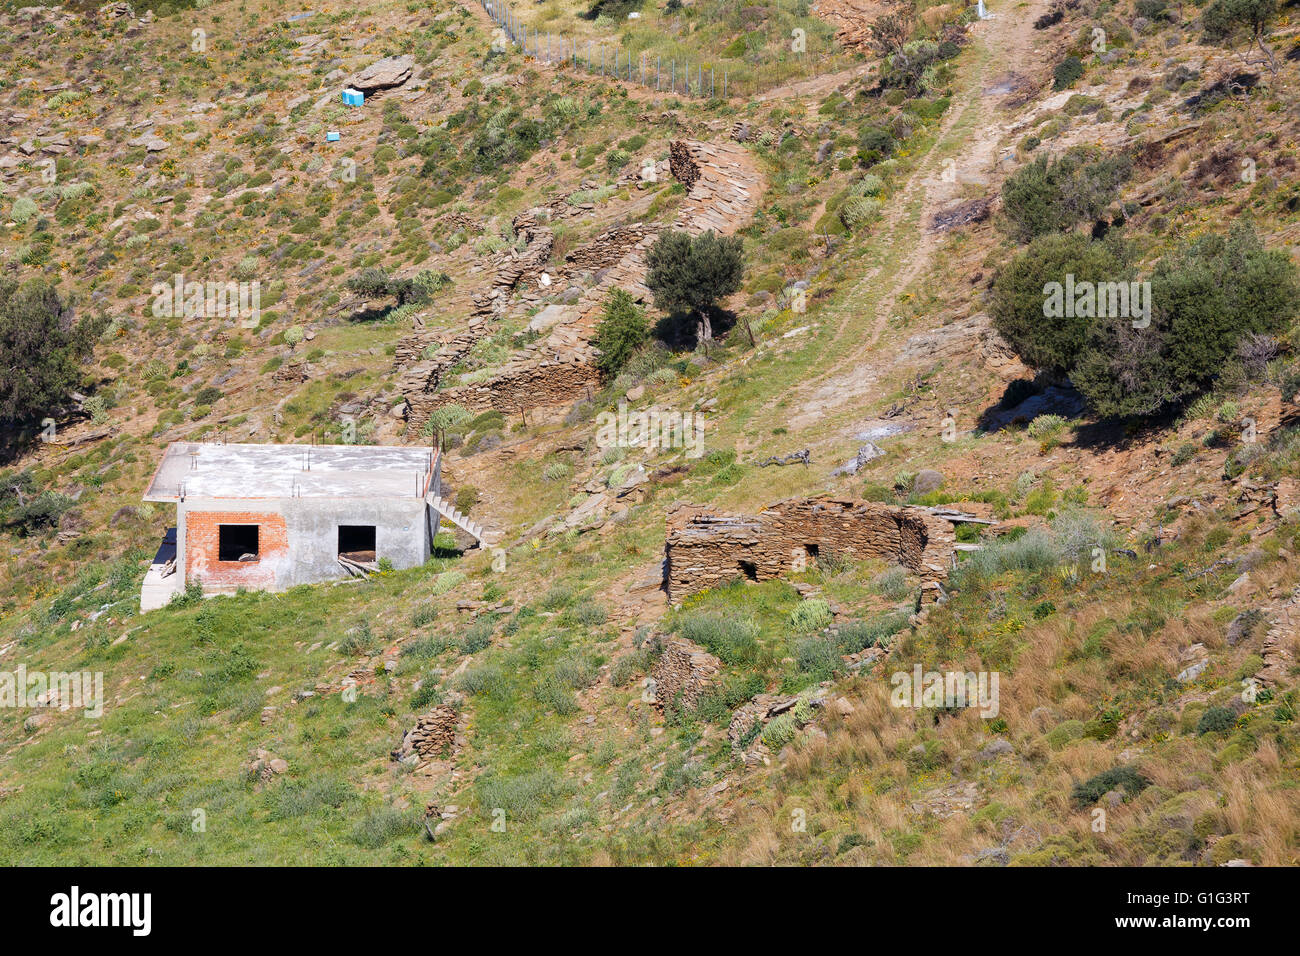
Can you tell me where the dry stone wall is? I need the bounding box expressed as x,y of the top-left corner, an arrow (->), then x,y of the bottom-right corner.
402,140 -> 763,430
650,639 -> 722,712
664,496 -> 955,603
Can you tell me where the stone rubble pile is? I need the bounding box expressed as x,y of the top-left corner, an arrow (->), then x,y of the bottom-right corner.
392,705 -> 460,763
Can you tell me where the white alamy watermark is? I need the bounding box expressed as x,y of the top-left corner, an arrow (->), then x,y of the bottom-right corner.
890,665 -> 1000,718
50,887 -> 151,936
151,273 -> 262,328
0,666 -> 103,718
1043,274 -> 1152,329
595,402 -> 705,458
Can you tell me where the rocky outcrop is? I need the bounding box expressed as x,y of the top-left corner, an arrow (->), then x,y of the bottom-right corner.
664,496 -> 955,603
349,55 -> 415,92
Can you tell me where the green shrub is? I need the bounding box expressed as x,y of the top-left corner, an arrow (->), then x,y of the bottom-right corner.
1070,765 -> 1149,806
991,232 -> 1129,374
568,601 -> 607,627
1053,56 -> 1085,91
794,634 -> 842,679
871,566 -> 909,600
952,529 -> 1060,588
1026,414 -> 1068,441
1072,223 -> 1299,418
674,612 -> 760,666
1196,705 -> 1238,735
410,681 -> 442,710
836,612 -> 909,653
839,196 -> 881,231
475,770 -> 561,821
1000,146 -> 1131,243
457,618 -> 494,655
761,713 -> 797,749
350,808 -> 417,847
456,664 -> 506,697
10,196 -> 38,224
593,288 -> 650,378
790,599 -> 833,632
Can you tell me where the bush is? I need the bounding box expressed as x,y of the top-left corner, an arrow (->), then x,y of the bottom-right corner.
6,489 -> 73,533
761,713 -> 798,749
1073,223 -> 1298,418
674,612 -> 760,666
457,618 -> 495,655
350,808 -> 418,848
10,196 -> 38,224
410,681 -> 442,710
852,174 -> 886,197
1053,56 -> 1085,91
795,634 -> 842,678
1026,414 -> 1068,441
837,612 -> 909,653
1000,146 -> 1131,243
1,279 -> 105,425
592,288 -> 650,378
790,599 -> 833,632
990,232 -> 1130,375
1196,705 -> 1238,735
568,601 -> 607,627
475,770 -> 561,821
839,196 -> 881,231
952,529 -> 1060,588
871,566 -> 908,599
1202,0 -> 1278,46
992,224 -> 1297,418
456,664 -> 506,697
1070,765 -> 1148,807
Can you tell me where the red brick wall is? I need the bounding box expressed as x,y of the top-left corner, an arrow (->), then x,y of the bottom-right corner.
185,510 -> 288,592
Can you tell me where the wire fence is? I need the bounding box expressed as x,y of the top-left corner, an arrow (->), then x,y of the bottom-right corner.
480,0 -> 734,99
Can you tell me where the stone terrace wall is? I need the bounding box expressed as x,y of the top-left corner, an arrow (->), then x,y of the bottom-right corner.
402,140 -> 764,429
650,639 -> 722,712
664,496 -> 955,603
407,353 -> 602,423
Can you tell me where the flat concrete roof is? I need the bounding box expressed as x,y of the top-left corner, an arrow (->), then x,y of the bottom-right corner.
143,442 -> 437,502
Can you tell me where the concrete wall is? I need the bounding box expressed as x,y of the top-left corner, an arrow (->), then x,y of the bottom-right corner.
178,496 -> 430,594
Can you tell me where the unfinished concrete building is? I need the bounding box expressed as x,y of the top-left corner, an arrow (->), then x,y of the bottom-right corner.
664,497 -> 955,603
140,442 -> 484,611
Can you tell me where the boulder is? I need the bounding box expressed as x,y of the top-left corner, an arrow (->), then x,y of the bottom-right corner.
349,55 -> 415,92
913,469 -> 944,495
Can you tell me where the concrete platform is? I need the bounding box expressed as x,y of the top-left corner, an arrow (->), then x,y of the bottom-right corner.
143,442 -> 437,502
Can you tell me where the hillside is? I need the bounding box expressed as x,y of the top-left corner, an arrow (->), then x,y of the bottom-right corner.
0,0 -> 1298,867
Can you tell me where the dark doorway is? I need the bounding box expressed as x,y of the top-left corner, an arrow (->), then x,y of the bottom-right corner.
218,524 -> 260,562
738,560 -> 758,581
338,525 -> 377,560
